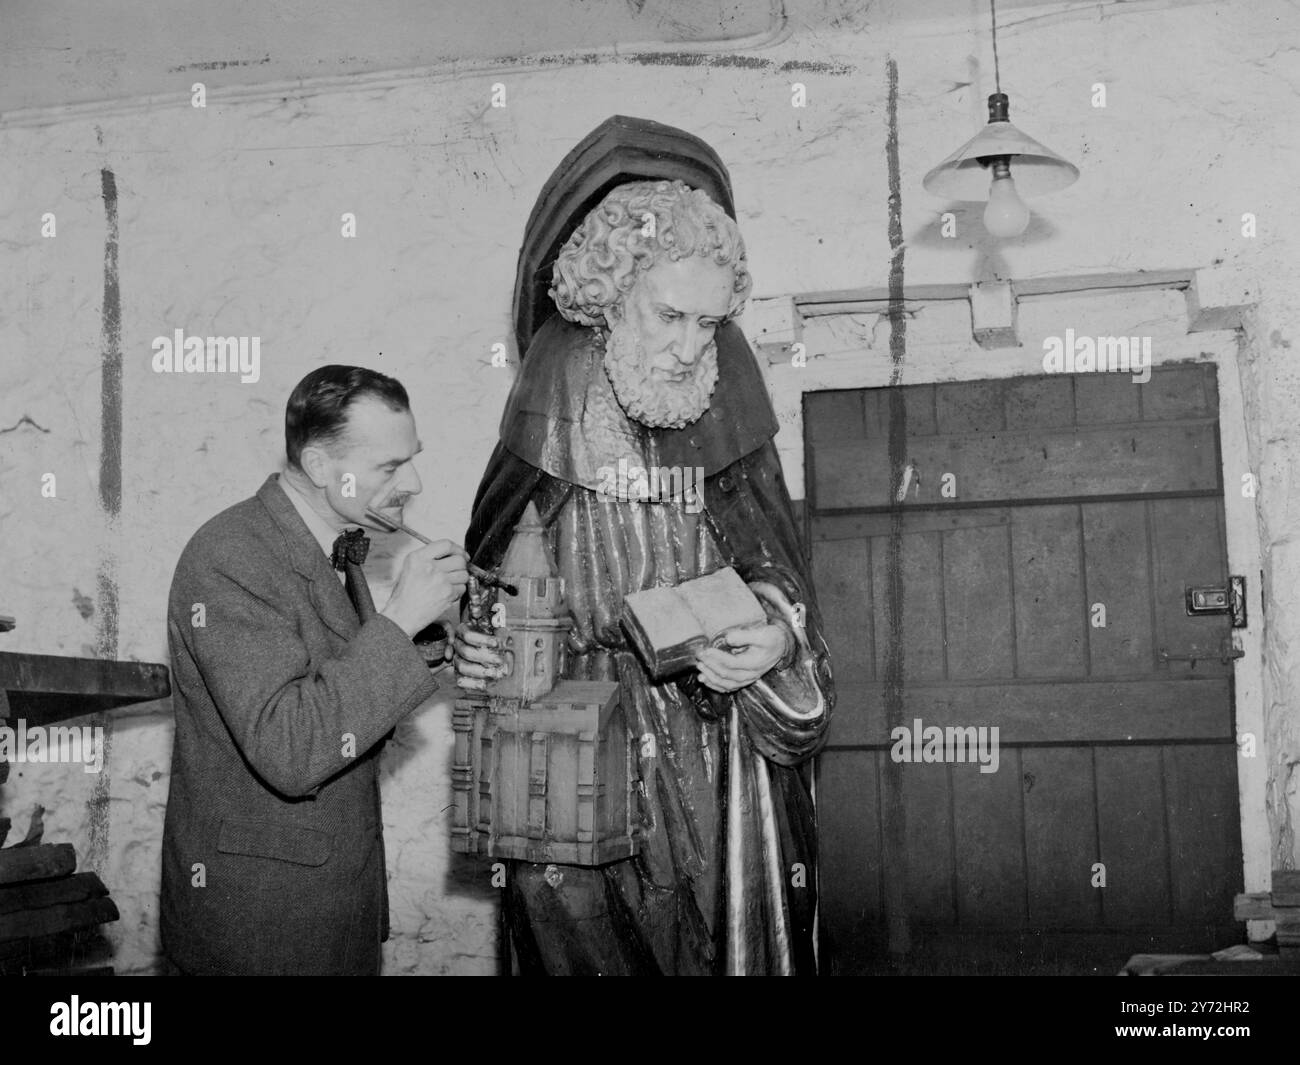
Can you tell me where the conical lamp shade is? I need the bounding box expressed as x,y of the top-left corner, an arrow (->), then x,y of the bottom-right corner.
923,95 -> 1079,200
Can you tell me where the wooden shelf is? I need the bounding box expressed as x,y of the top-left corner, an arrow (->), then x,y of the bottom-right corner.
0,652 -> 170,725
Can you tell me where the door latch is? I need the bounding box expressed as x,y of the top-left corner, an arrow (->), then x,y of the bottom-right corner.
1185,576 -> 1247,628
1158,634 -> 1245,669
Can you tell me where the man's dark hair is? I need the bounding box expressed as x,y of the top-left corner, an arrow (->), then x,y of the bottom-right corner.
285,365 -> 410,470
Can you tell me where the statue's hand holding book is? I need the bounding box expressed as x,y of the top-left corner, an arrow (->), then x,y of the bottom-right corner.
621,567 -> 789,691
695,623 -> 792,693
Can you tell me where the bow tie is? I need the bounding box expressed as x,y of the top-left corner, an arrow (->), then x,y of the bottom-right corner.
331,527 -> 370,570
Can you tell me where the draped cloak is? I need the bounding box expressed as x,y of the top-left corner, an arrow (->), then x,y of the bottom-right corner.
464,313 -> 835,975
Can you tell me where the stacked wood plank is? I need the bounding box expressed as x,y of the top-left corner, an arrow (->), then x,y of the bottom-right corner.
1233,869 -> 1300,958
1270,871 -> 1300,957
0,842 -> 119,975
0,623 -> 168,975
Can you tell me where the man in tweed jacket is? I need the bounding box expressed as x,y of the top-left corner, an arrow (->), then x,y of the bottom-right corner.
160,366 -> 467,975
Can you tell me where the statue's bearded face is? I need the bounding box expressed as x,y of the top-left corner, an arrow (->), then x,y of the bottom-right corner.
603,256 -> 735,430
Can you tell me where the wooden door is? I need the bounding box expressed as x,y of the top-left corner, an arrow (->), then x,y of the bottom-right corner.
806,365 -> 1243,974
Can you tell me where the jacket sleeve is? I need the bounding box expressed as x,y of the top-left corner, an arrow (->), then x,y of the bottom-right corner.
170,546 -> 438,798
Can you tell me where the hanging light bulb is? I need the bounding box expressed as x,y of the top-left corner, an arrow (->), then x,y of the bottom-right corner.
922,0 -> 1078,239
983,158 -> 1030,238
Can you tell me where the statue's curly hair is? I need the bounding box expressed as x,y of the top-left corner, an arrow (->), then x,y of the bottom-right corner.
549,179 -> 752,327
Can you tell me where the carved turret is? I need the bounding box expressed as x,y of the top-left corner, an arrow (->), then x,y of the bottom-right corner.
489,502 -> 572,703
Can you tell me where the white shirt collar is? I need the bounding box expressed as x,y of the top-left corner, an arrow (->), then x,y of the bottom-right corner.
277,471 -> 354,572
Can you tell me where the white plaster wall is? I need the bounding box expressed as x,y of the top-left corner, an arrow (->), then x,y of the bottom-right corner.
1,0 -> 1297,973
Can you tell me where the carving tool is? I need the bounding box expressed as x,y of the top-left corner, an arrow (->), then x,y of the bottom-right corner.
365,506 -> 518,596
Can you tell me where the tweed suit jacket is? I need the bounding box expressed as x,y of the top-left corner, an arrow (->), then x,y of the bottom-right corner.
160,474 -> 438,975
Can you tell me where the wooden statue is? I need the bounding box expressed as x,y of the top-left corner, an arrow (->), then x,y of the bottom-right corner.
454,116 -> 834,976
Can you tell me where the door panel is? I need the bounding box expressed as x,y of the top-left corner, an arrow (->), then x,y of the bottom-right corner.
811,537 -> 874,685
943,523 -> 1014,679
1095,745 -> 1171,925
1011,505 -> 1088,678
869,529 -> 945,682
1151,497 -> 1231,674
827,678 -> 1232,745
951,757 -> 1026,927
805,364 -> 1243,972
818,750 -> 882,961
1022,747 -> 1100,928
814,423 -> 1222,509
902,761 -> 956,924
1082,502 -> 1154,674
1165,745 -> 1242,923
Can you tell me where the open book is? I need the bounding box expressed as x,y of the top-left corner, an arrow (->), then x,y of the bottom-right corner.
620,567 -> 768,679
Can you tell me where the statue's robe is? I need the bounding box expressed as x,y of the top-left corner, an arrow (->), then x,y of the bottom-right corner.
465,315 -> 835,975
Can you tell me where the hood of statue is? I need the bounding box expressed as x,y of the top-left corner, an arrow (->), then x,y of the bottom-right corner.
503,115 -> 777,491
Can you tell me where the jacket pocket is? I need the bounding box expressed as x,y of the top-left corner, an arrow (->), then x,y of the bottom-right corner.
216,817 -> 333,867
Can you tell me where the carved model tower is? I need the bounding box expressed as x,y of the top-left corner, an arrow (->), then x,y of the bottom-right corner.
451,502 -> 641,866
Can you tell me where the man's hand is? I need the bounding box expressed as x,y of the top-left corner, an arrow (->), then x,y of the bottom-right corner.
694,623 -> 791,693
379,540 -> 469,638
453,625 -> 507,691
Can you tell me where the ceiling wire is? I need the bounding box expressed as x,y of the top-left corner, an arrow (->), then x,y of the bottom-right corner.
991,0 -> 1002,93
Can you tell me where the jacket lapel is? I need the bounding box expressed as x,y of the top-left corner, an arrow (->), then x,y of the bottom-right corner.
256,474 -> 360,642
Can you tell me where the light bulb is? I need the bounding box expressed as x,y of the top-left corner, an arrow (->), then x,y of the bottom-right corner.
984,160 -> 1030,238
